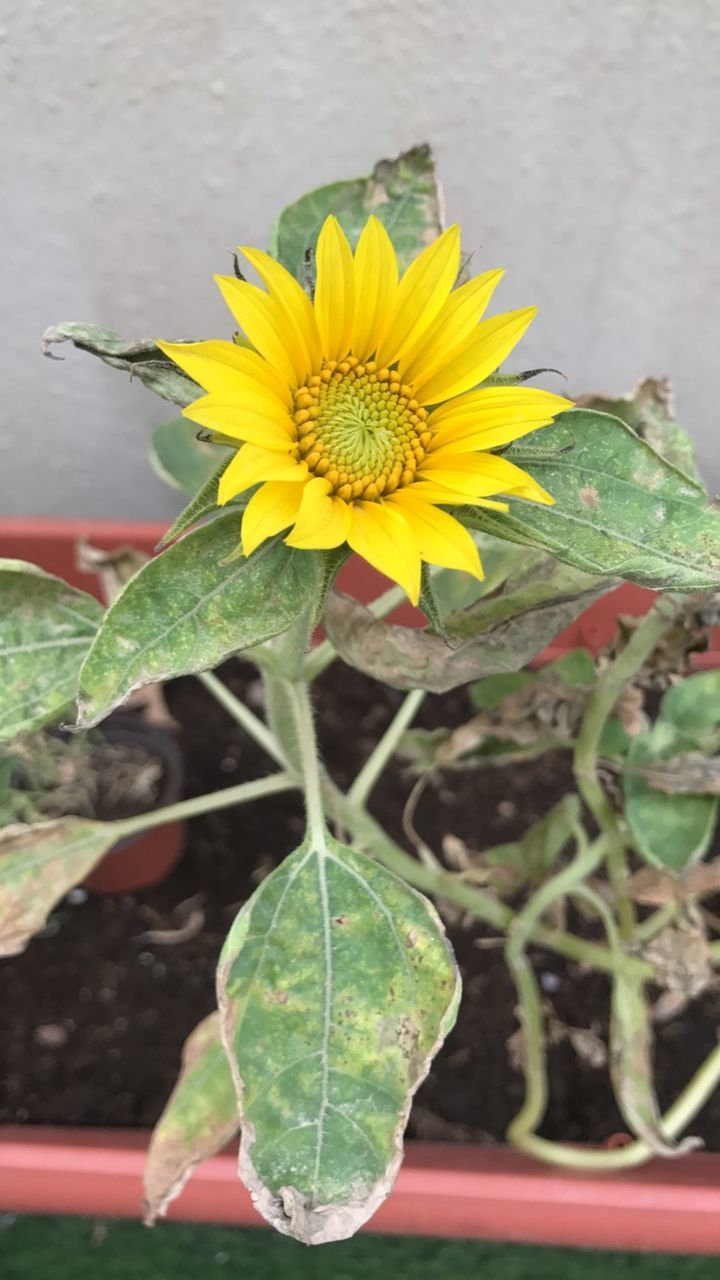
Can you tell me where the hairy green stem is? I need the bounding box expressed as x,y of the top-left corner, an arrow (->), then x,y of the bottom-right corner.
349,689 -> 426,809
197,670 -> 287,768
573,593 -> 684,942
284,678 -> 328,849
113,771 -> 296,840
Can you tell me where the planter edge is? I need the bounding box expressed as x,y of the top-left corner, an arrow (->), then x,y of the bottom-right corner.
1,1127 -> 720,1253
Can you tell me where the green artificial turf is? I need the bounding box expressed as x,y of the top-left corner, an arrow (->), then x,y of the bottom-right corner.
1,1216 -> 718,1280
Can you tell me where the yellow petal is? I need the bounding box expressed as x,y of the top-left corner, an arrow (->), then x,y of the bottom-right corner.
375,225 -> 461,367
241,481 -> 305,556
218,445 -> 307,504
239,245 -> 322,371
429,385 -> 573,429
314,216 -> 355,361
387,491 -> 484,579
405,481 -> 510,512
156,339 -> 292,408
352,216 -> 398,360
418,450 -> 554,503
427,385 -> 572,454
181,394 -> 295,451
399,269 -> 504,385
414,308 -> 537,405
215,277 -> 304,387
347,502 -> 422,605
284,477 -> 352,549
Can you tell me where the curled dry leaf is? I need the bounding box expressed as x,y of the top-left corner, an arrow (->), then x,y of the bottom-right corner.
143,1011 -> 239,1225
323,553 -> 609,694
641,907 -> 713,1006
625,858 -> 720,906
609,966 -> 701,1157
635,753 -> 720,796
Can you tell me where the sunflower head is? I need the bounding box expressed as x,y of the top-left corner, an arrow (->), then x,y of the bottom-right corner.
159,216 -> 572,605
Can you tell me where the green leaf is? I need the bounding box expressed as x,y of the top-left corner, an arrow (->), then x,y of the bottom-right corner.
149,418 -> 230,495
323,553 -> 612,693
0,816 -> 116,956
217,834 -> 459,1244
42,323 -> 200,407
272,145 -> 442,281
143,1012 -> 239,1225
470,670 -> 534,711
76,520 -> 323,728
659,671 -> 720,733
624,671 -> 720,871
580,377 -> 703,486
545,648 -> 596,687
0,561 -> 103,740
461,408 -> 720,591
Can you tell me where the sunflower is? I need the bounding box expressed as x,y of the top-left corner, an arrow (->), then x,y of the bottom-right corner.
158,216 -> 571,604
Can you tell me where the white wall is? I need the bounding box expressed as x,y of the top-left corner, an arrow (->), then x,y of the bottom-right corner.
3,0 -> 719,518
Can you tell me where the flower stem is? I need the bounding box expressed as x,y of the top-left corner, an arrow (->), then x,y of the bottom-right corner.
112,771 -> 296,840
284,678 -> 328,850
348,689 -> 426,809
197,670 -> 287,768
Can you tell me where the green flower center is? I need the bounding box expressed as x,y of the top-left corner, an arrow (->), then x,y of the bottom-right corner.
292,357 -> 431,500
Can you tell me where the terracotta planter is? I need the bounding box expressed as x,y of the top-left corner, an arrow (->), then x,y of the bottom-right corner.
3,515 -> 720,1252
81,716 -> 185,894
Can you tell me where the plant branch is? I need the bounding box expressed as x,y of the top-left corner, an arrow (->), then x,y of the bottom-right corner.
197,670 -> 287,768
113,771 -> 296,840
324,777 -> 653,979
348,689 -> 426,809
573,593 -> 685,941
284,678 -> 328,849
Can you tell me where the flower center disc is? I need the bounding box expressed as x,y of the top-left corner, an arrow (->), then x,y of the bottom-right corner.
292,358 -> 430,501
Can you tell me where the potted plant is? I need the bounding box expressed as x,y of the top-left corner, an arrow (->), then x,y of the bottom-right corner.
2,147 -> 720,1253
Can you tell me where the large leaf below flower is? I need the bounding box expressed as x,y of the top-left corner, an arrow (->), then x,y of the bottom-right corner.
461,409 -> 720,592
268,145 -> 443,280
76,519 -> 322,728
323,552 -> 612,693
0,561 -> 103,740
217,835 -> 459,1244
42,323 -> 200,407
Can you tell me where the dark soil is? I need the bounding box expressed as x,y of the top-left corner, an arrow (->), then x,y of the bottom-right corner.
3,660 -> 720,1150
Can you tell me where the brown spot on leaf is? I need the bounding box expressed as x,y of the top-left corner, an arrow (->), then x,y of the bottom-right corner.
404,928 -> 419,949
333,915 -> 348,926
579,484 -> 600,510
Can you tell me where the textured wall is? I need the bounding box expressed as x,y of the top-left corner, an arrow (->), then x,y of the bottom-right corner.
3,0 -> 720,518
